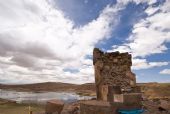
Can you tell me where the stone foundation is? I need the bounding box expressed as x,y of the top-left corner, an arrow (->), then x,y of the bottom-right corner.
80,100 -> 114,114
80,99 -> 142,114
114,93 -> 142,107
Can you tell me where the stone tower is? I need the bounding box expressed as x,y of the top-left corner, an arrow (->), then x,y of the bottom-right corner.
93,48 -> 136,100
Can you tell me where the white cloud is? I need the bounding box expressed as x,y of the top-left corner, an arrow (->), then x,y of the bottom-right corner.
160,69 -> 170,74
0,69 -> 3,74
117,0 -> 157,5
109,0 -> 170,70
0,0 -> 125,84
132,58 -> 169,70
145,6 -> 159,16
114,0 -> 170,58
1,0 -> 168,84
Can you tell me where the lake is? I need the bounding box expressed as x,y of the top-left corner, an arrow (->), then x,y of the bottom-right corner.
0,89 -> 94,104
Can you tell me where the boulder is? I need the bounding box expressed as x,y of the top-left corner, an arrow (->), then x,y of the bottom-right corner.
61,103 -> 79,114
45,100 -> 64,114
159,100 -> 170,111
123,93 -> 142,107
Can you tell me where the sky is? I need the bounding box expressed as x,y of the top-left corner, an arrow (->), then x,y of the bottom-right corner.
0,0 -> 170,84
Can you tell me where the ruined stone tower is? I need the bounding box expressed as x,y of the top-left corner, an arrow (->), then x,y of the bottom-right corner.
93,48 -> 136,101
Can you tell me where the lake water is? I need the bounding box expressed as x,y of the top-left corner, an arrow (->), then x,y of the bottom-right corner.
0,89 -> 94,104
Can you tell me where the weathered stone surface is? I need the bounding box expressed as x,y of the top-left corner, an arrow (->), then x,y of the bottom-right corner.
114,94 -> 124,103
112,86 -> 122,94
143,99 -> 170,114
45,100 -> 64,114
80,100 -> 142,114
111,102 -> 141,112
61,103 -> 80,114
131,86 -> 141,93
113,93 -> 142,107
159,100 -> 170,110
80,100 -> 114,114
100,85 -> 122,102
93,48 -> 136,100
123,93 -> 142,107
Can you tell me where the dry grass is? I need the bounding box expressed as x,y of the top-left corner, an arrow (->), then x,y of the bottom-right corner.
0,103 -> 44,114
140,83 -> 170,99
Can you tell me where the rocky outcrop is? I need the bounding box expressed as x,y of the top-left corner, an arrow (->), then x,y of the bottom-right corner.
143,99 -> 170,114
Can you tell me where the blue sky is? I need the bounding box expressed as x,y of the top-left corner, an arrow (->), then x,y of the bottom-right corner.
53,0 -> 170,83
0,0 -> 170,84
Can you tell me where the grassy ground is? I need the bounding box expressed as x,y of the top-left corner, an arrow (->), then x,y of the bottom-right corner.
140,83 -> 170,99
0,102 -> 44,114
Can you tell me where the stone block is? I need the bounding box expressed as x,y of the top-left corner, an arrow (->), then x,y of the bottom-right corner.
45,100 -> 64,114
113,93 -> 142,108
112,86 -> 121,94
114,94 -> 124,103
61,104 -> 79,114
80,100 -> 114,114
101,85 -> 109,101
111,102 -> 142,112
123,93 -> 142,106
107,86 -> 113,102
159,100 -> 170,110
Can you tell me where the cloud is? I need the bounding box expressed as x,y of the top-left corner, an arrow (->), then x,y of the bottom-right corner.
0,69 -> 3,74
132,58 -> 169,70
1,0 -> 168,84
117,0 -> 157,5
0,0 -> 125,84
111,0 -> 170,57
145,6 -> 159,16
109,0 -> 170,70
160,69 -> 170,75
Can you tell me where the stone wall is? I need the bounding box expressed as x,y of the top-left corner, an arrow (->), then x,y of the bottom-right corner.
80,100 -> 142,114
93,48 -> 136,100
80,100 -> 114,114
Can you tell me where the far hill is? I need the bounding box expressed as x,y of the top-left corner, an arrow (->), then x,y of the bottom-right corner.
139,83 -> 170,99
0,82 -> 96,94
0,82 -> 78,92
0,82 -> 170,99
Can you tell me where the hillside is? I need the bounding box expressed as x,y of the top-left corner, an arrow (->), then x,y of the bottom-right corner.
0,82 -> 170,99
139,83 -> 170,99
0,82 -> 78,92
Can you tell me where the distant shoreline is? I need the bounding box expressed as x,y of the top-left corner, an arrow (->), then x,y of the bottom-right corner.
1,82 -> 170,99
